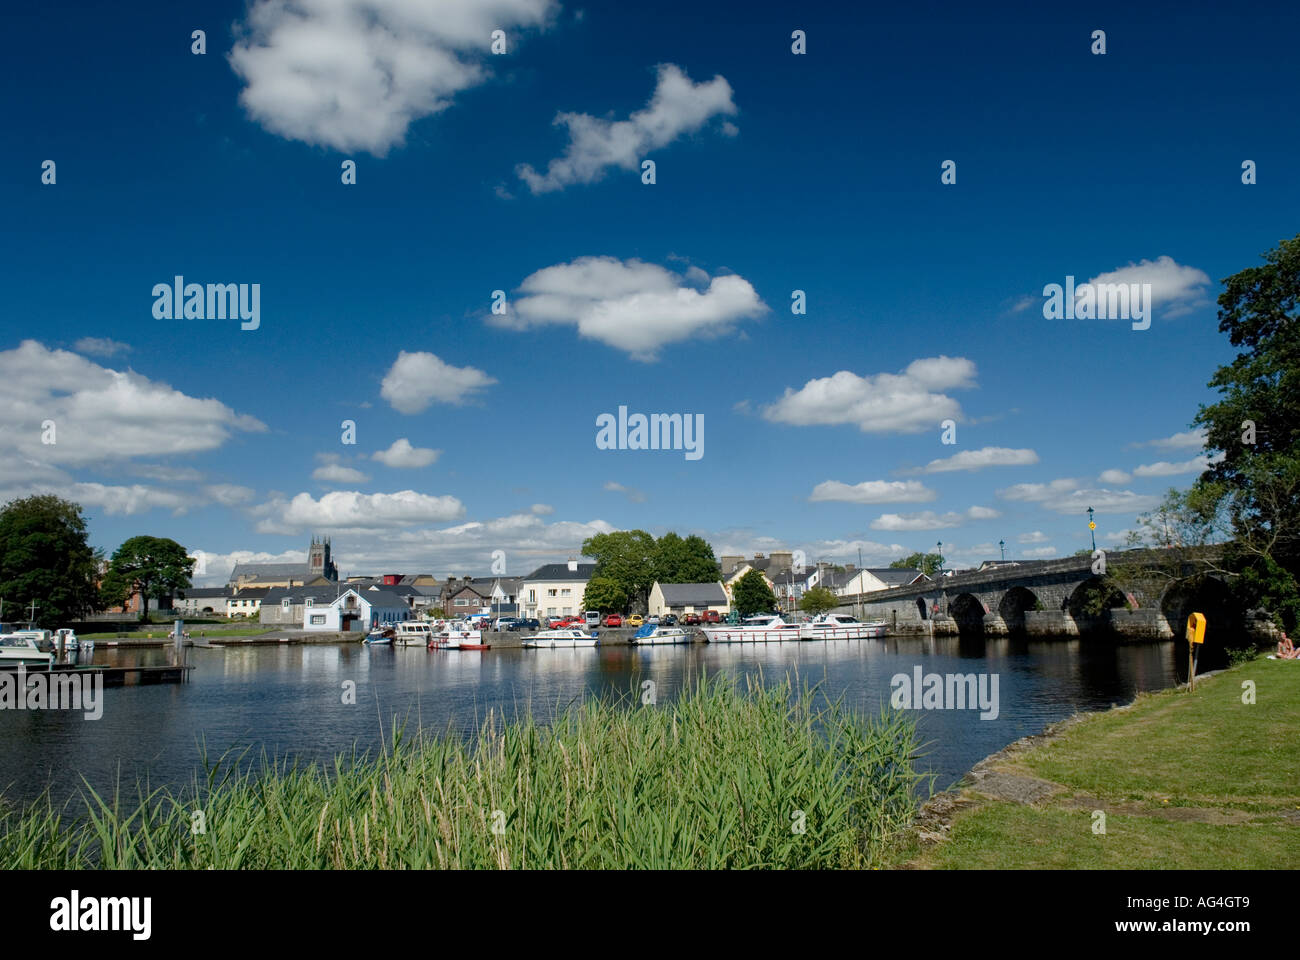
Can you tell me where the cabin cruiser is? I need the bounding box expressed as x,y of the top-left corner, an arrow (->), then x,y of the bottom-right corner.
798,613 -> 887,640
0,633 -> 54,664
393,621 -> 434,646
363,626 -> 395,645
629,623 -> 693,645
521,629 -> 599,648
701,614 -> 801,643
429,621 -> 484,649
54,628 -> 87,653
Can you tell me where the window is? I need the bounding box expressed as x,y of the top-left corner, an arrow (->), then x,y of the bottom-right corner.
547,589 -> 558,597
304,598 -> 313,608
561,589 -> 571,597
309,614 -> 326,625
282,599 -> 291,610
528,590 -> 536,602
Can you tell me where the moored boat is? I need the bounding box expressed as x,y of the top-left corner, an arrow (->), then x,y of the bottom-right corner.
429,621 -> 483,649
0,633 -> 54,664
393,621 -> 434,646
798,613 -> 887,640
701,614 -> 801,643
630,623 -> 693,644
363,626 -> 395,645
521,629 -> 599,648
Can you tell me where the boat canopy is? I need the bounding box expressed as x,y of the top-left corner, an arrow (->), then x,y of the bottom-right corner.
633,623 -> 658,639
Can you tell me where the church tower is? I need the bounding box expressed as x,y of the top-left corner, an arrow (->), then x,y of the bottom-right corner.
308,535 -> 335,581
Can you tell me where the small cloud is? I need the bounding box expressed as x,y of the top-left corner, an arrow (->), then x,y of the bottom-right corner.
372,438 -> 440,468
380,351 -> 496,414
604,481 -> 646,503
73,337 -> 131,357
809,480 -> 936,505
530,503 -> 554,515
312,463 -> 370,485
1017,530 -> 1048,544
1098,469 -> 1132,484
914,446 -> 1038,474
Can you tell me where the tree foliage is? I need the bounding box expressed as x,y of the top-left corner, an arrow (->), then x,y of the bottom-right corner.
799,586 -> 839,615
580,576 -> 627,613
0,495 -> 101,626
1189,234 -> 1300,630
100,536 -> 195,622
583,530 -> 719,612
653,532 -> 720,584
732,569 -> 777,617
890,553 -> 942,576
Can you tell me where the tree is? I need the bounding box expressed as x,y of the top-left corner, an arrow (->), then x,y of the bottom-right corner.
732,569 -> 777,617
0,495 -> 101,627
580,576 -> 627,613
799,586 -> 839,615
100,536 -> 195,622
1191,233 -> 1300,630
653,532 -> 720,584
581,530 -> 657,611
890,552 -> 942,576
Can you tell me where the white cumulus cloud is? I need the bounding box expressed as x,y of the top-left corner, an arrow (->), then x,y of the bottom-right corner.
230,0 -> 557,155
256,489 -> 466,534
499,256 -> 766,361
808,480 -> 936,504
869,506 -> 997,531
997,477 -> 1163,515
916,446 -> 1038,473
1086,256 -> 1210,318
763,357 -> 976,434
313,463 -> 371,485
380,351 -> 496,413
372,438 -> 441,468
516,63 -> 737,193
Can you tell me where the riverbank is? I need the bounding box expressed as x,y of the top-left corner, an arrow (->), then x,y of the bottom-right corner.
890,656 -> 1300,868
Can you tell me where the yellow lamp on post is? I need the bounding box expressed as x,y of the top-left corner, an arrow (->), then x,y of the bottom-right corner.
1186,612 -> 1206,691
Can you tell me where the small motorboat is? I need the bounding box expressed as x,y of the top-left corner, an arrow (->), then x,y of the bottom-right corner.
393,621 -> 434,646
798,613 -> 887,640
55,628 -> 80,653
363,627 -> 395,645
521,629 -> 599,648
630,623 -> 693,644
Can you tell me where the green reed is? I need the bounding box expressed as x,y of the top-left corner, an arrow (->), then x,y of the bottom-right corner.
1,672 -> 929,869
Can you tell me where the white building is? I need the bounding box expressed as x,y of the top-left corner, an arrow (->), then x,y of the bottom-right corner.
302,588 -> 409,633
648,581 -> 729,617
520,560 -> 596,621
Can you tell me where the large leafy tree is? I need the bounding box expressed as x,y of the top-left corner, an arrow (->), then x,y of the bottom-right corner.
100,536 -> 195,622
581,530 -> 657,611
799,586 -> 839,615
890,552 -> 943,576
1192,234 -> 1300,630
580,576 -> 627,613
653,532 -> 721,584
732,569 -> 777,617
0,495 -> 101,627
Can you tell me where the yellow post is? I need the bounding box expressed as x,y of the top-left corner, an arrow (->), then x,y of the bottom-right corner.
1185,612 -> 1206,691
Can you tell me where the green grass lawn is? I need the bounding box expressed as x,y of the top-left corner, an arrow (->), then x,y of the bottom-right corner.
902,657 -> 1300,869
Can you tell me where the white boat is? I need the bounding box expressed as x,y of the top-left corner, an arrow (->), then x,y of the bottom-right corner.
55,628 -> 80,652
393,621 -> 434,646
798,613 -> 887,640
701,614 -> 801,644
630,623 -> 693,645
0,633 -> 54,664
363,626 -> 394,645
521,629 -> 599,648
430,621 -> 484,649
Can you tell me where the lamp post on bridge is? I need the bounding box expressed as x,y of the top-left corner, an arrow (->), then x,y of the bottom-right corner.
1087,506 -> 1097,552
999,539 -> 1005,562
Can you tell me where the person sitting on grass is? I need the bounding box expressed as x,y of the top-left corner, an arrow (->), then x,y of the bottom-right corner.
1275,632 -> 1299,659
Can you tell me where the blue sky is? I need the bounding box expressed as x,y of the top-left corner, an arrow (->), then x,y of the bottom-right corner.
3,0 -> 1296,583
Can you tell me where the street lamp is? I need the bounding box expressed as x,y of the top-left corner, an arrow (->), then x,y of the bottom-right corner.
935,541 -> 943,574
1087,506 -> 1096,552
999,539 -> 1005,561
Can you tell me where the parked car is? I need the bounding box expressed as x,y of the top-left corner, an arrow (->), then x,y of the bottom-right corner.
546,616 -> 567,629
585,611 -> 602,628
510,618 -> 541,631
603,613 -> 623,627
646,615 -> 660,626
701,610 -> 722,624
682,613 -> 702,625
555,616 -> 584,629
626,615 -> 644,628
493,617 -> 520,631
661,614 -> 678,626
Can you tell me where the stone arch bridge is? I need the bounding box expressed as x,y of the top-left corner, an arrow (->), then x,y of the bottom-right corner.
838,545 -> 1270,644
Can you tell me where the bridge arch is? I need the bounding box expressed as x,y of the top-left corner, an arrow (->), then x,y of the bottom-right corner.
916,597 -> 928,621
950,593 -> 988,637
1066,576 -> 1130,621
998,586 -> 1040,634
1159,575 -> 1244,662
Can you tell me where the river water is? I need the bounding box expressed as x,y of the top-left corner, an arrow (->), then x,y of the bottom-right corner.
0,635 -> 1182,810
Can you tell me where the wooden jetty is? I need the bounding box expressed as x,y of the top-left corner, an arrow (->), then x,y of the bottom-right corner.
0,663 -> 192,686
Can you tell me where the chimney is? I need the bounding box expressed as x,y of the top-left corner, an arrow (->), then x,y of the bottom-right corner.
753,553 -> 764,560
720,555 -> 742,576
567,557 -> 579,572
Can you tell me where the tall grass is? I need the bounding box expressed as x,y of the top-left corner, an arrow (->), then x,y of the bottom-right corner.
1,673 -> 929,869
